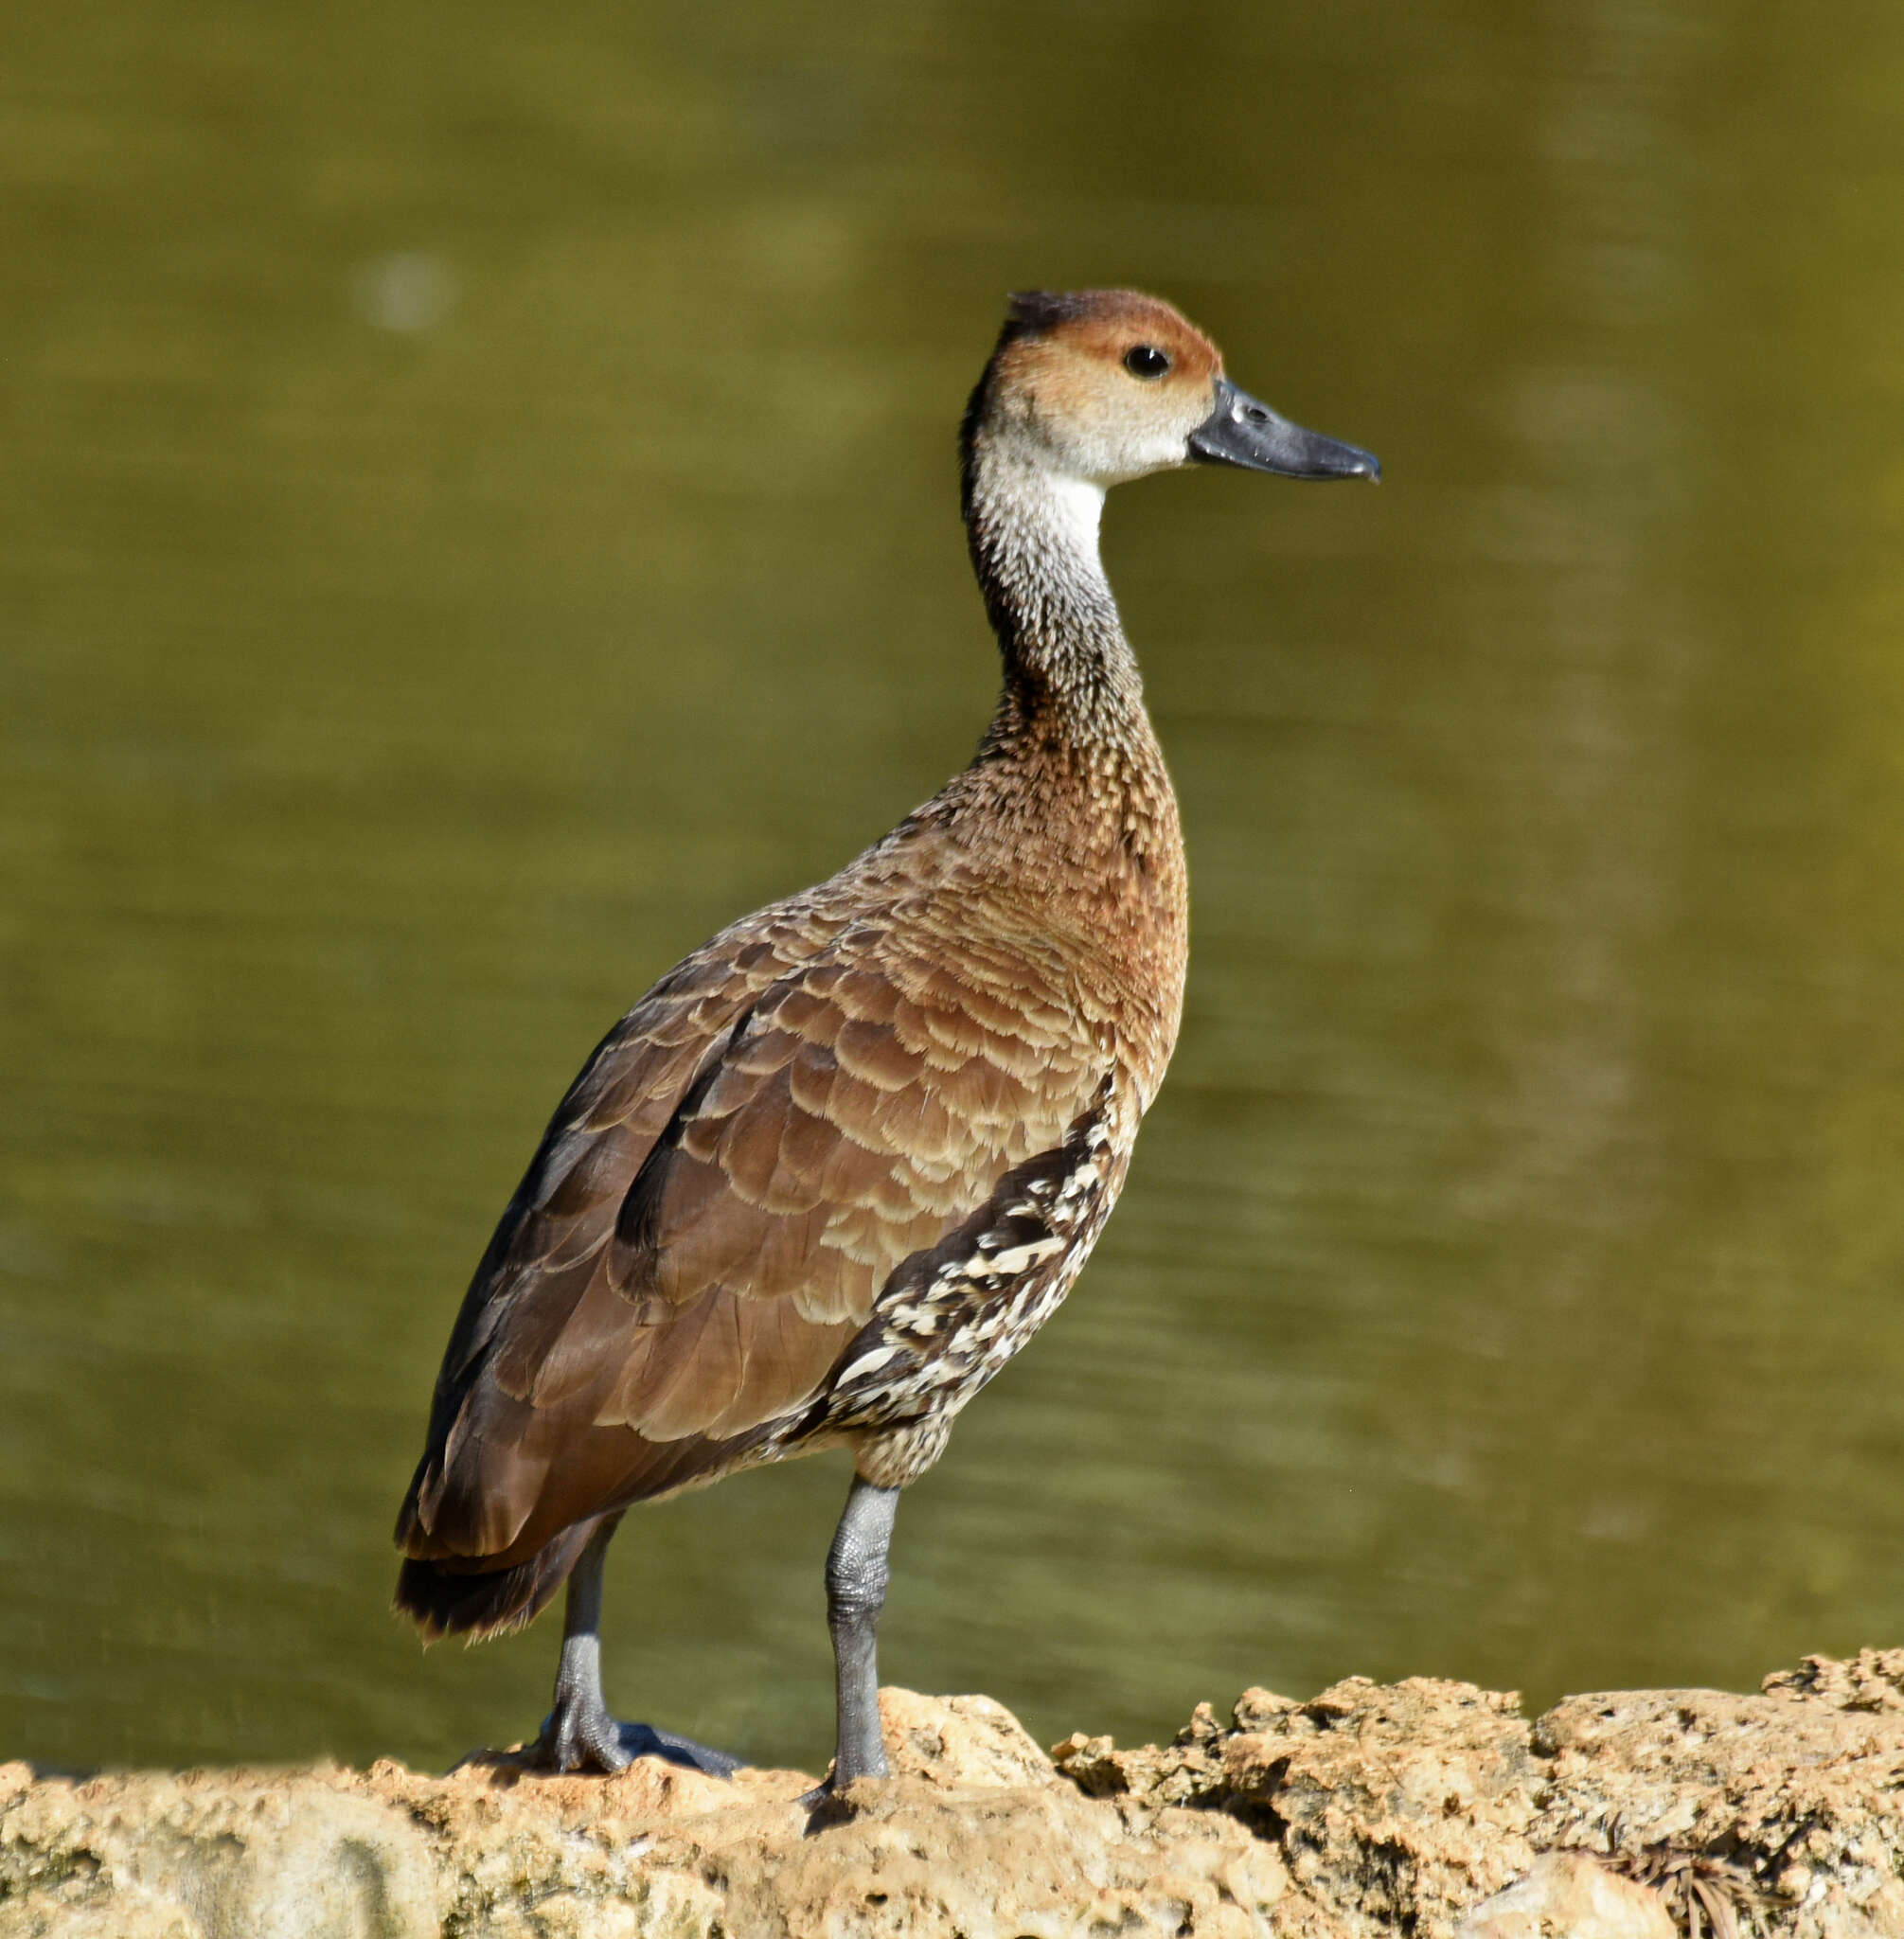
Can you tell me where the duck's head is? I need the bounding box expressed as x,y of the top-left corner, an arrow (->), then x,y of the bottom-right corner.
969,288 -> 1379,492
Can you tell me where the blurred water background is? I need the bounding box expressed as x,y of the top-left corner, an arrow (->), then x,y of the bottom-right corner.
4,0 -> 1903,1774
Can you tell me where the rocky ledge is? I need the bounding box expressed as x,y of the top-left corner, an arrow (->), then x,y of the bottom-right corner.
3,1652 -> 1901,1939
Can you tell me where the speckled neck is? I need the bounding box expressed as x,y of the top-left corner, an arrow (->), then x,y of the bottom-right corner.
961,430 -> 1149,756
939,411 -> 1185,962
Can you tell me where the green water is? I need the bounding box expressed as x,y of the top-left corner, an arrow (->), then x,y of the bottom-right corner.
4,0 -> 1903,1775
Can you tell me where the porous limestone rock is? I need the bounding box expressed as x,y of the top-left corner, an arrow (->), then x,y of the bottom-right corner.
2,1654 -> 1900,1938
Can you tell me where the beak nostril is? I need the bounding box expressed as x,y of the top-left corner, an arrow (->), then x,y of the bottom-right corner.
1193,374 -> 1376,479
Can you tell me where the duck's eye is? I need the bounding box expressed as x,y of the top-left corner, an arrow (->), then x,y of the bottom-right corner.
1122,345 -> 1171,380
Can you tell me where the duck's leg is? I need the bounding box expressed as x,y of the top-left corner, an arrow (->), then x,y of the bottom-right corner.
825,1476 -> 900,1786
531,1516 -> 742,1778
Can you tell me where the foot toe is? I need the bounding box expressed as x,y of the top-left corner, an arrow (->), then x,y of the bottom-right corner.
620,1722 -> 743,1779
532,1707 -> 741,1778
533,1706 -> 632,1774
799,1777 -> 868,1832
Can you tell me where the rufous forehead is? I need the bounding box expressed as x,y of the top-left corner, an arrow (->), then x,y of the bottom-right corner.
1008,291 -> 1223,383
1055,296 -> 1225,368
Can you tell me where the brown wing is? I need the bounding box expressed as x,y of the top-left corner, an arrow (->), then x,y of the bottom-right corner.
396,880 -> 1106,1570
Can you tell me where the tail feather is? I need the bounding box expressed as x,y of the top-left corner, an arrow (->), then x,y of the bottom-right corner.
393,1520 -> 598,1642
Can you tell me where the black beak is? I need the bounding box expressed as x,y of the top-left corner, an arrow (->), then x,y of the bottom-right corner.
1188,377 -> 1380,483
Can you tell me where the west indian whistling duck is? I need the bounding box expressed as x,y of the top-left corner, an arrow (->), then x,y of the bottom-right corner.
393,289 -> 1378,1792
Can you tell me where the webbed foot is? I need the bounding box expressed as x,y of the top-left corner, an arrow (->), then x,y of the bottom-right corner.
533,1690 -> 741,1778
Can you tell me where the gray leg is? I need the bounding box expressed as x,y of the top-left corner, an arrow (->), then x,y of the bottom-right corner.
531,1516 -> 741,1779
825,1476 -> 900,1787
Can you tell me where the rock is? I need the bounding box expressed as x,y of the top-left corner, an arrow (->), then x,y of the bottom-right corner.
2,1657 -> 1900,1937
1047,1657 -> 1904,1939
878,1687 -> 1057,1788
0,1764 -> 438,1939
1224,1676 -> 1546,1927
1762,1648 -> 1904,1715
1454,1852 -> 1675,1939
1526,1665 -> 1904,1938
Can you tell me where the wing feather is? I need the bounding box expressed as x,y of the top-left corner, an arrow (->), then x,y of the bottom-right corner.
396,877 -> 1108,1566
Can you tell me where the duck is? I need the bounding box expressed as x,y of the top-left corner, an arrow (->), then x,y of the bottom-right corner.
392,288 -> 1378,1790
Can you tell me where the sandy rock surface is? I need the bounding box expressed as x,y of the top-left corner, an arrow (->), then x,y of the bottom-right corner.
2,1654 -> 1899,1938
